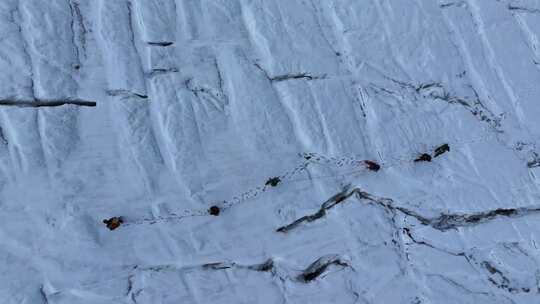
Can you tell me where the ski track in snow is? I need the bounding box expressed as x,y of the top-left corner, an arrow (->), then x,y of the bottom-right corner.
1,1 -> 540,303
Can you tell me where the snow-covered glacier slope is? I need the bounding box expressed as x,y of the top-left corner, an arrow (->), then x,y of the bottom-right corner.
2,0 -> 540,303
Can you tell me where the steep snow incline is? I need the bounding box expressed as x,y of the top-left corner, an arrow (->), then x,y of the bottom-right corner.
1,1 -> 540,303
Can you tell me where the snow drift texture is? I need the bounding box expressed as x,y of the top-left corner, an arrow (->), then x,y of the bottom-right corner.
1,0 -> 540,303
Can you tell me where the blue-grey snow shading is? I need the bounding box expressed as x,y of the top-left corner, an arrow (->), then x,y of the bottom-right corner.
1,0 -> 540,303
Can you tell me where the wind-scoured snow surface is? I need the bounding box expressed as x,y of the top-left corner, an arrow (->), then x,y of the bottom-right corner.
2,0 -> 540,303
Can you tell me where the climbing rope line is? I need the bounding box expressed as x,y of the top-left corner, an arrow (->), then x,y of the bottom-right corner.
106,132 -> 496,230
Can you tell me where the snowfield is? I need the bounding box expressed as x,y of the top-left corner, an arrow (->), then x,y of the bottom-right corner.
2,0 -> 540,303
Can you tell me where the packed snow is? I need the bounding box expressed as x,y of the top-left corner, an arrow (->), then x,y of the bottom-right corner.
1,0 -> 540,303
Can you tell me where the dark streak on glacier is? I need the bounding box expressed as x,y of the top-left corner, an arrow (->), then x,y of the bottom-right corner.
68,0 -> 84,68
278,186 -> 540,233
11,5 -> 37,98
147,41 -> 174,46
0,99 -> 96,108
146,68 -> 179,78
298,255 -> 350,283
0,127 -> 7,145
39,285 -> 49,304
276,186 -> 357,233
253,63 -> 325,82
106,89 -> 148,99
508,5 -> 540,14
270,73 -> 326,82
385,77 -> 503,131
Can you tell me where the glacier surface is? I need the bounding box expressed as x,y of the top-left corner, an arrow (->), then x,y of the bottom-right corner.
2,0 -> 540,303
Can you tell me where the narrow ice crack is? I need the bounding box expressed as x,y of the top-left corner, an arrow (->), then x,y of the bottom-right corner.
253,63 -> 326,82
147,41 -> 174,46
277,186 -> 540,233
508,5 -> 540,14
298,254 -> 351,283
270,72 -> 326,82
106,89 -> 148,99
67,0 -> 83,68
146,68 -> 179,77
0,99 -> 96,107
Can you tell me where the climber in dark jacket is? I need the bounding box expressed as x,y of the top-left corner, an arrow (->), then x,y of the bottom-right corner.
433,143 -> 450,158
265,177 -> 281,187
363,160 -> 381,172
414,153 -> 432,162
208,205 -> 220,216
103,217 -> 123,231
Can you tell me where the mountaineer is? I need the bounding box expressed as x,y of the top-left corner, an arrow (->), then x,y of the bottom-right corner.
208,205 -> 220,216
363,160 -> 381,172
265,177 -> 281,187
433,144 -> 450,158
103,217 -> 123,231
414,153 -> 432,162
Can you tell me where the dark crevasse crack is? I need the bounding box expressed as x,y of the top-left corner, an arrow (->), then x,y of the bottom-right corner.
439,2 -> 466,9
276,186 -> 358,233
475,259 -> 532,294
514,141 -> 540,168
427,207 -> 540,231
385,77 -> 502,131
67,0 -> 85,68
126,273 -> 135,296
270,73 -> 326,82
125,272 -> 142,304
147,41 -> 174,46
426,274 -> 502,300
404,229 -> 535,294
401,227 -> 473,267
525,150 -> 540,168
106,89 -> 148,99
202,262 -> 235,270
298,255 -> 351,283
248,259 -> 275,272
482,261 -> 514,292
0,127 -> 8,145
146,68 -> 179,77
379,77 -> 502,131
133,255 -> 350,287
39,285 -> 49,304
253,63 -> 326,82
0,99 -> 96,107
508,4 -> 540,14
139,259 -> 277,275
277,186 -> 540,233
374,76 -> 540,167
125,1 -> 148,96
130,258 -> 287,293
403,227 -> 444,251
214,58 -> 226,97
202,259 -> 276,273
11,5 -> 37,98
359,189 -> 540,231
